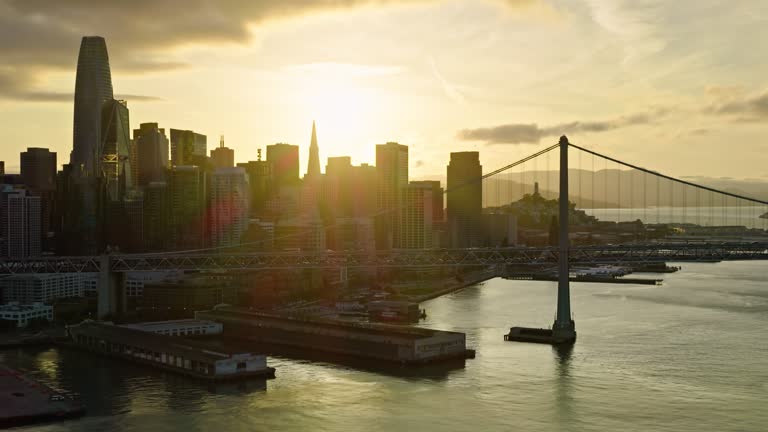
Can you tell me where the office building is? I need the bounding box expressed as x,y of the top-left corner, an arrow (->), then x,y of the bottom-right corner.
20,148 -> 57,191
0,273 -> 89,304
169,166 -> 206,250
399,182 -> 434,249
6,191 -> 41,258
143,182 -> 170,251
134,123 -> 169,186
0,161 -> 4,176
170,129 -> 207,166
71,36 -> 114,176
100,99 -> 132,200
211,136 -> 235,170
483,213 -> 518,247
306,121 -> 321,179
142,279 -> 237,312
237,152 -> 271,216
351,163 -> 377,217
0,303 -> 53,328
376,142 -> 408,248
447,152 -> 483,248
266,143 -> 300,190
210,167 -> 250,248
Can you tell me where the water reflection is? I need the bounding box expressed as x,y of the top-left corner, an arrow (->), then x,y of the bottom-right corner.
553,344 -> 576,431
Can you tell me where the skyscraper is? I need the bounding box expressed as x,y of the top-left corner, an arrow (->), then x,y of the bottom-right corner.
210,167 -> 250,248
237,151 -> 271,217
266,143 -> 300,190
20,148 -> 57,191
170,129 -> 207,167
169,166 -> 206,250
376,142 -> 408,248
306,121 -> 320,179
6,191 -> 41,258
100,99 -> 131,201
447,151 -> 482,247
134,123 -> 169,187
399,182 -> 434,249
211,136 -> 235,170
71,36 -> 113,176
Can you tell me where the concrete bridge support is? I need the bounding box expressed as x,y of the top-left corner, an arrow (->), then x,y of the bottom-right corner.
97,255 -> 126,319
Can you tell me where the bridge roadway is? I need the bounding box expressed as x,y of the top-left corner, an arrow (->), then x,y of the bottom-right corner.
1,241 -> 767,274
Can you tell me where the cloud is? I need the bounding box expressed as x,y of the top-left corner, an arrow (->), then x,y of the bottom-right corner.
457,109 -> 666,144
0,0 -> 540,102
429,57 -> 465,103
284,62 -> 404,78
706,89 -> 768,121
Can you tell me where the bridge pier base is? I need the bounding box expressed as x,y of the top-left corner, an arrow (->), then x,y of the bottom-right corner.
97,255 -> 125,320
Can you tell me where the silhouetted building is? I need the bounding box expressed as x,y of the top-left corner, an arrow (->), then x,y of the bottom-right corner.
170,129 -> 207,167
327,217 -> 375,251
483,213 -> 518,247
306,121 -> 321,179
274,214 -> 326,251
399,182 -> 434,249
447,152 -> 482,247
266,143 -> 300,190
210,136 -> 234,170
71,36 -> 113,177
134,123 -> 169,187
143,182 -> 170,251
351,163 -> 377,217
20,148 -> 57,191
20,148 -> 57,251
210,167 -> 250,248
6,190 -> 41,258
142,279 -> 237,312
169,166 -> 206,250
410,180 -> 444,222
324,156 -> 353,217
376,142 -> 408,248
100,99 -> 131,201
237,151 -> 270,216
0,161 -> 4,176
124,194 -> 144,252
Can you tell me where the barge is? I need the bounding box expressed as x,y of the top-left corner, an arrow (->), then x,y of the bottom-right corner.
66,321 -> 275,381
504,324 -> 577,345
197,306 -> 474,365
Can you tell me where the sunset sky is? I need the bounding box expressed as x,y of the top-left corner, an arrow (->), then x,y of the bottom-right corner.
1,0 -> 767,180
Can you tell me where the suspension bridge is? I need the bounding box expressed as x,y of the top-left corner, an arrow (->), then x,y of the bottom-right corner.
1,136 -> 766,342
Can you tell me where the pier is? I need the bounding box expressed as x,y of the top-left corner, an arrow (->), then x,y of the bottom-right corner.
0,365 -> 85,428
196,306 -> 474,364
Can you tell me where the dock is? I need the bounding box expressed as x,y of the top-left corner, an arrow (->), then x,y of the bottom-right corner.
0,365 -> 85,428
197,306 -> 475,365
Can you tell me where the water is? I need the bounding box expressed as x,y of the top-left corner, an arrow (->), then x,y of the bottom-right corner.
2,261 -> 767,431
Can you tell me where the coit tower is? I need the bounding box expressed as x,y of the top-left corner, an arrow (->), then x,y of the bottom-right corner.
71,36 -> 114,176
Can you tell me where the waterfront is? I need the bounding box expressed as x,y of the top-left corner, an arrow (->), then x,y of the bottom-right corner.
2,261 -> 767,431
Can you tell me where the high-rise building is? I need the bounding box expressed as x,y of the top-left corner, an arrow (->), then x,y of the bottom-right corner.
351,163 -> 377,217
0,161 -> 4,176
100,99 -> 131,200
447,151 -> 483,247
6,191 -> 41,258
376,142 -> 408,248
266,143 -> 300,190
170,129 -> 207,167
210,167 -> 250,248
306,121 -> 321,179
169,166 -> 206,250
211,136 -> 235,170
0,274 -> 89,304
123,193 -> 144,252
399,182 -> 434,249
143,182 -> 170,252
324,156 -> 353,217
410,180 -> 444,222
237,152 -> 271,217
71,36 -> 114,176
20,148 -> 57,191
134,123 -> 169,187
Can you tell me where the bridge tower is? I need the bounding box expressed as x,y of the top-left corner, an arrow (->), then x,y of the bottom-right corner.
553,136 -> 576,343
97,254 -> 125,319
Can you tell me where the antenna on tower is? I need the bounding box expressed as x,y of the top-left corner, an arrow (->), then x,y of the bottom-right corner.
220,135 -> 224,148
257,149 -> 262,161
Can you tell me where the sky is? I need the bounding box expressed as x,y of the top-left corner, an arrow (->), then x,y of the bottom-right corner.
1,0 -> 768,181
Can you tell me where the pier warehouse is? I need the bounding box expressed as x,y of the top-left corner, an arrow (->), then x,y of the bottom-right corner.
196,306 -> 473,364
67,321 -> 274,380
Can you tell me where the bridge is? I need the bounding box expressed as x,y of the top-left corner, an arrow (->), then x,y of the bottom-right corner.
2,136 -> 766,342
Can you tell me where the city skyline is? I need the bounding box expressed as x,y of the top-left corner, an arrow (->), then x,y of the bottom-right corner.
2,1 -> 768,180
